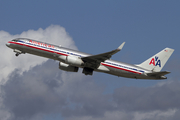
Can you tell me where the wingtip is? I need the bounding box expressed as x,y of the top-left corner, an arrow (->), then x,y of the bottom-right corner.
117,42 -> 125,50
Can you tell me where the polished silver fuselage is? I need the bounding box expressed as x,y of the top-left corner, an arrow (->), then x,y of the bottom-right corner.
6,38 -> 164,79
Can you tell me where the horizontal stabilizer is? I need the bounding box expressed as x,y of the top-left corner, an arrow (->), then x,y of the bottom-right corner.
147,71 -> 170,77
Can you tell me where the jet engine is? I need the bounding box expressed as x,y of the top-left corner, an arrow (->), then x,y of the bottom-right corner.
58,55 -> 84,67
59,62 -> 79,72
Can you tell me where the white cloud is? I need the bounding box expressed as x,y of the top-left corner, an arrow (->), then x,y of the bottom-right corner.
0,96 -> 12,120
0,25 -> 180,120
0,25 -> 77,84
133,109 -> 177,120
1,58 -> 180,120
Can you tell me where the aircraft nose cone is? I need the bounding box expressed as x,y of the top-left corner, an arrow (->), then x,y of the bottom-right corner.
6,43 -> 10,47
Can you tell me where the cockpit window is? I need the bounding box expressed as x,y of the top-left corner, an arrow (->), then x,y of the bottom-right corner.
12,39 -> 19,42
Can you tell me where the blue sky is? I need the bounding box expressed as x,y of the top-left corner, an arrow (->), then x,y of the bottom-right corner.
0,1 -> 180,120
1,1 -> 179,60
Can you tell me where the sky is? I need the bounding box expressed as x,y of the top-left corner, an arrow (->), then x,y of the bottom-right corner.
0,1 -> 180,120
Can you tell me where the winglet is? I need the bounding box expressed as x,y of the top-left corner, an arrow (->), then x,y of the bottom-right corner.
117,42 -> 125,50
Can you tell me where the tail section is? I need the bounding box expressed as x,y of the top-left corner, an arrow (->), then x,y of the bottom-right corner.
136,48 -> 174,72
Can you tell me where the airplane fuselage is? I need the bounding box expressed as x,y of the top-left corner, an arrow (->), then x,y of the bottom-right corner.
6,38 -> 172,80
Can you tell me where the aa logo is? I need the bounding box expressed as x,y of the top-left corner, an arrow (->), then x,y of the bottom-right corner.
149,56 -> 161,67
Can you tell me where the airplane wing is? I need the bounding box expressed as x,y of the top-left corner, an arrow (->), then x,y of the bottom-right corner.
81,42 -> 125,69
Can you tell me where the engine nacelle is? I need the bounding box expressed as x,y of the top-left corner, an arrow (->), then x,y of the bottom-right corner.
58,55 -> 84,67
59,62 -> 79,72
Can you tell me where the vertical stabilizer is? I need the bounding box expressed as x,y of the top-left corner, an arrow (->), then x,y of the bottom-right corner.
136,48 -> 174,72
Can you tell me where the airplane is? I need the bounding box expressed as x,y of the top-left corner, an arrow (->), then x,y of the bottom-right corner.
6,38 -> 174,80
